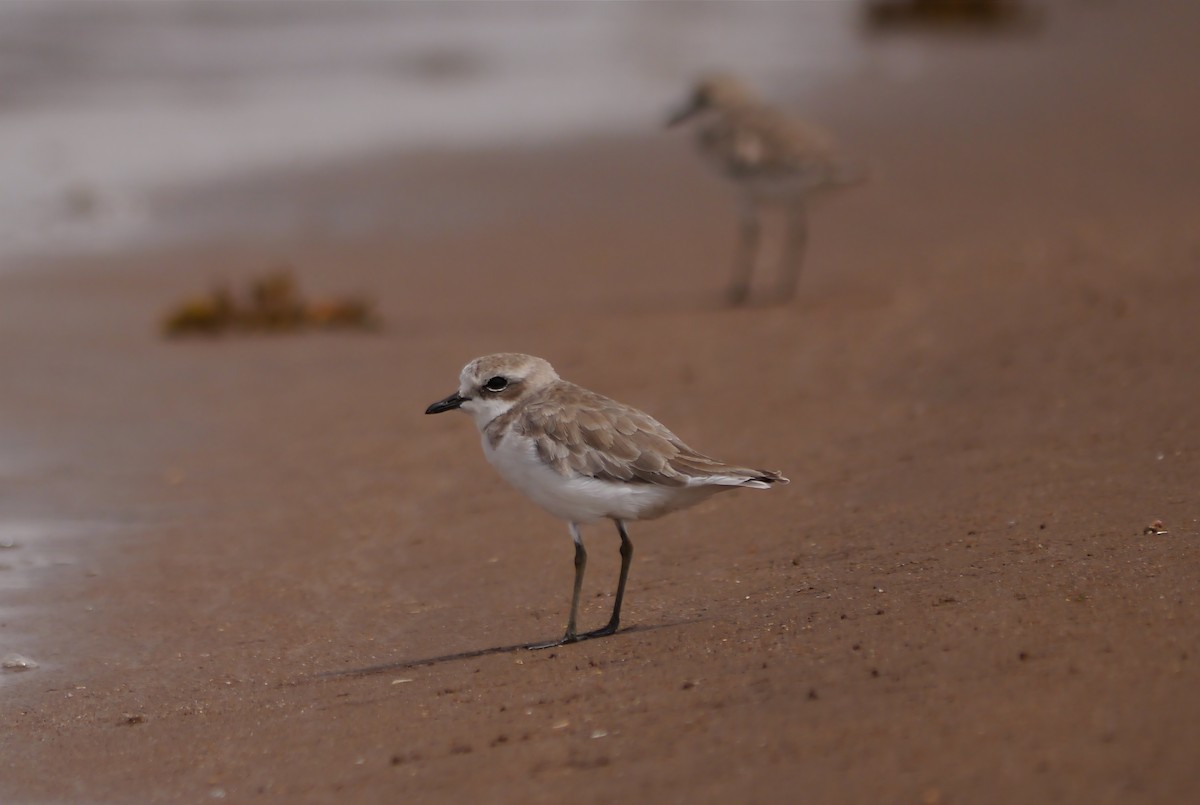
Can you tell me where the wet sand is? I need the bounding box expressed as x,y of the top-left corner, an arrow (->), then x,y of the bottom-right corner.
3,3 -> 1200,802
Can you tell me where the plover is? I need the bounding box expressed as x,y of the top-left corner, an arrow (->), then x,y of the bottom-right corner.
667,73 -> 863,305
425,353 -> 788,648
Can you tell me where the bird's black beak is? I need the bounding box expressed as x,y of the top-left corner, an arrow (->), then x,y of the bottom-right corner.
425,392 -> 466,415
665,96 -> 701,128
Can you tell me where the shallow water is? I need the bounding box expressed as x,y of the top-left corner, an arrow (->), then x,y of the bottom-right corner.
0,1 -> 873,261
0,519 -> 85,684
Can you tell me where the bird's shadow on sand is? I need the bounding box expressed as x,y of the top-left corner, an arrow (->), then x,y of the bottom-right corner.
310,619 -> 697,682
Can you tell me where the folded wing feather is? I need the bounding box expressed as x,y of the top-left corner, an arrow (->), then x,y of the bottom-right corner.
517,384 -> 787,488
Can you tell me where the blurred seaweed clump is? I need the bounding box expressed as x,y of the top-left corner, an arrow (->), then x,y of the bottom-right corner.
863,0 -> 1039,31
162,270 -> 379,338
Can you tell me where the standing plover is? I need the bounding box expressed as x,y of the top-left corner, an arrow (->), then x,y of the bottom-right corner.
425,353 -> 788,648
667,74 -> 863,305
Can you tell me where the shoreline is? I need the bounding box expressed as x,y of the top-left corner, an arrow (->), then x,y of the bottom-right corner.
0,1 -> 865,267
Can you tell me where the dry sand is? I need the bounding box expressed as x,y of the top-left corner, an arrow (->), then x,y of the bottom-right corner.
3,3 -> 1200,803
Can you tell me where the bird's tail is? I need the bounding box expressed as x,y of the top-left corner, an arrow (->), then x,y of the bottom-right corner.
736,469 -> 789,490
671,451 -> 790,490
696,467 -> 789,490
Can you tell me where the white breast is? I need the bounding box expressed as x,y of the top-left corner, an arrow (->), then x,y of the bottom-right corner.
481,430 -> 717,523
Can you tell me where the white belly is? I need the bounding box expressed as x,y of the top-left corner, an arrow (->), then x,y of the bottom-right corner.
481,431 -> 717,523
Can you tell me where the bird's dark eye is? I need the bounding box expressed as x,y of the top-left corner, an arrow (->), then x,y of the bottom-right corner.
484,376 -> 508,393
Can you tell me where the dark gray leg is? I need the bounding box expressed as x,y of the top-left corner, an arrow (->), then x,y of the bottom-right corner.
528,523 -> 586,650
728,193 -> 761,306
563,523 -> 587,641
582,520 -> 633,639
778,200 -> 809,301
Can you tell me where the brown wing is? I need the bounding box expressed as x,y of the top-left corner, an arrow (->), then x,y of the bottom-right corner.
516,384 -> 778,487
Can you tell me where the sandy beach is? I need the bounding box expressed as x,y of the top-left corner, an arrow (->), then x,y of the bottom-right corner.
3,2 -> 1200,802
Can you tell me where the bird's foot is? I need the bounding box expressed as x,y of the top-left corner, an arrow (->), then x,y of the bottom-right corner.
526,622 -> 620,650
525,634 -> 578,651
581,620 -> 619,640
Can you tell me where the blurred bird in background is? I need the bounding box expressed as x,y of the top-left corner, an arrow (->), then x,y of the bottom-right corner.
668,74 -> 864,305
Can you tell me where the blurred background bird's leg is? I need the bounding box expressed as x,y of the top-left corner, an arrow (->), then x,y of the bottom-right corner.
728,192 -> 761,305
778,198 -> 809,301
